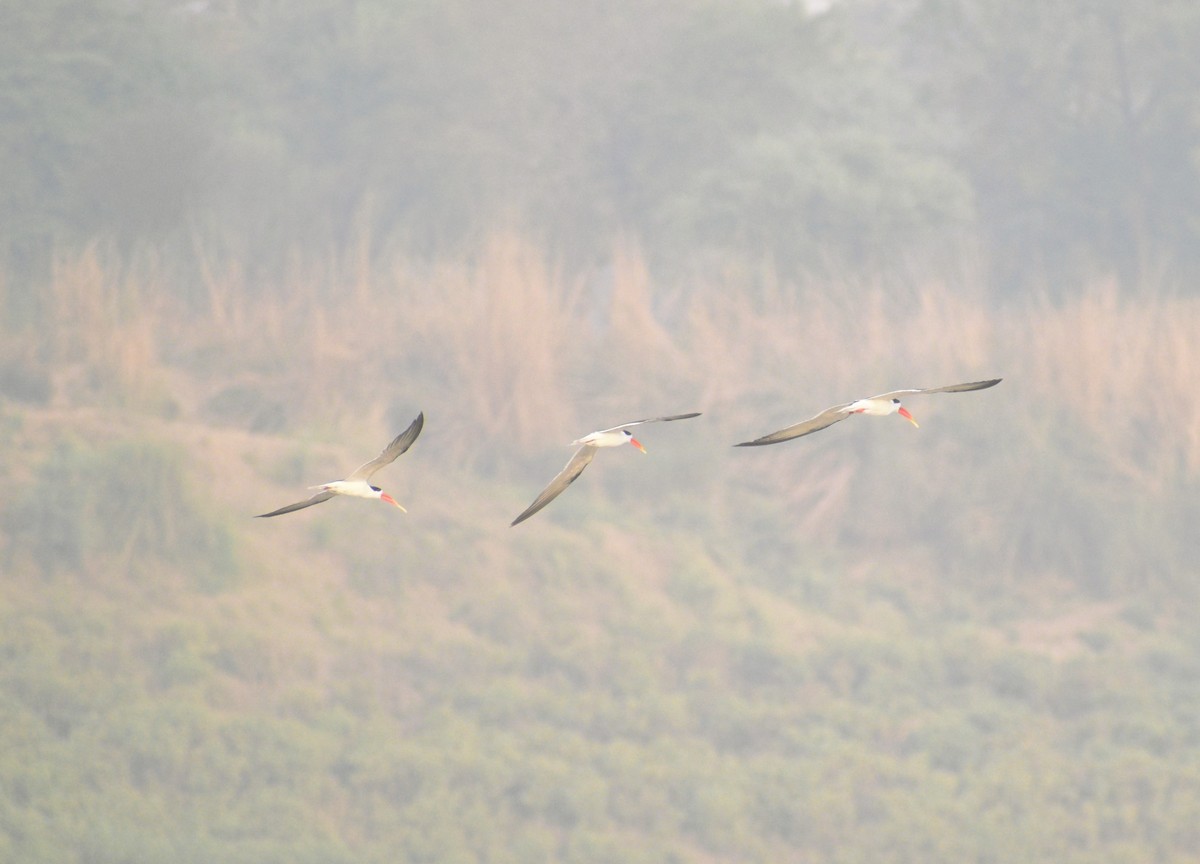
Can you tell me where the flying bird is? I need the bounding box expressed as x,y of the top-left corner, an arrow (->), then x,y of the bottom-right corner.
257,412 -> 424,517
511,413 -> 701,526
734,379 -> 1001,447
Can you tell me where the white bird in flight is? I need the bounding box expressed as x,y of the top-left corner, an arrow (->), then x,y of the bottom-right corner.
511,413 -> 701,526
735,379 -> 1001,447
257,412 -> 424,517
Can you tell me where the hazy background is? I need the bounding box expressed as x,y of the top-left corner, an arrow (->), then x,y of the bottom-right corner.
2,0 -> 1200,861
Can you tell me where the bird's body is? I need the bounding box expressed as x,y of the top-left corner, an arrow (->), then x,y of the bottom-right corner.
257,412 -> 424,517
735,379 -> 1000,447
309,479 -> 392,500
511,413 -> 700,526
844,396 -> 913,418
571,428 -> 646,449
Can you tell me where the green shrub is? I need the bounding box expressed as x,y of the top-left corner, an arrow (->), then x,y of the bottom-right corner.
4,437 -> 240,587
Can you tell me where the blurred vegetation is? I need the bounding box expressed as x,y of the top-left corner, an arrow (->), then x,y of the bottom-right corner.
3,0 -> 1200,294
1,510 -> 1199,862
2,238 -> 1199,861
4,437 -> 240,589
3,0 -> 1200,861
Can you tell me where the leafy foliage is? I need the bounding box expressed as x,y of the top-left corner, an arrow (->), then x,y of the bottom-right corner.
1,528 -> 1198,862
4,437 -> 240,588
2,250 -> 1199,858
908,0 -> 1200,288
3,2 -> 1200,860
0,0 -> 216,276
8,0 -> 1197,289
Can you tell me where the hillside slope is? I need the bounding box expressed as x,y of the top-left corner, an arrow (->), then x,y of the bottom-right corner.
2,245 -> 1199,862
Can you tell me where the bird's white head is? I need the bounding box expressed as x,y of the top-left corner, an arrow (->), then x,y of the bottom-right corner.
624,430 -> 647,453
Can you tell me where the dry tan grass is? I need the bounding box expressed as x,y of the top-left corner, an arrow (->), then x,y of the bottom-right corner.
40,243 -> 165,410
11,235 -> 1198,549
435,233 -> 584,446
1021,282 -> 1200,485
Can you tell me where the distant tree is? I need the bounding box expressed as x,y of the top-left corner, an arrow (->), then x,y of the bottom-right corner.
0,0 -> 215,278
908,0 -> 1200,290
661,6 -> 974,277
226,0 -> 972,274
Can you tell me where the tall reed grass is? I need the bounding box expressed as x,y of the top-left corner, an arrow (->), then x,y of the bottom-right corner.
39,243 -> 165,411
8,234 -> 1198,594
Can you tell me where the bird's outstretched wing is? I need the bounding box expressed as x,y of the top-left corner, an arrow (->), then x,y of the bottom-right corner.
734,404 -> 854,446
256,490 -> 336,518
347,412 -> 425,481
594,413 -> 701,435
735,378 -> 1002,447
867,379 -> 1002,401
511,446 -> 598,526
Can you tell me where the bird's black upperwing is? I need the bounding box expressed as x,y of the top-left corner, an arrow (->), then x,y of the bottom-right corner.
734,404 -> 852,446
256,490 -> 336,518
871,379 -> 1002,400
347,412 -> 425,481
511,447 -> 597,526
594,413 -> 701,434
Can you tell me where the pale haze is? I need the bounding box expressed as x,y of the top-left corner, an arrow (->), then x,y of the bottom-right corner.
2,1 -> 1199,861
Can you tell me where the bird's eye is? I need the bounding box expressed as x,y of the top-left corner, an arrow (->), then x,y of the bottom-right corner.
892,399 -> 900,404
623,430 -> 632,437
